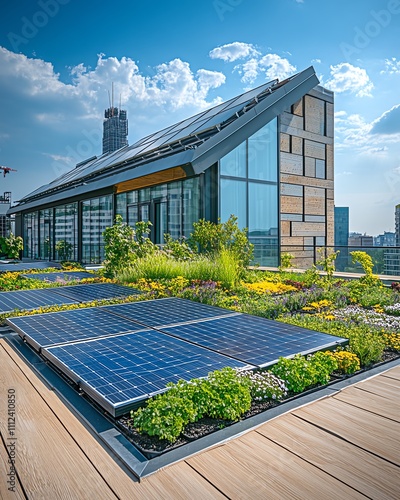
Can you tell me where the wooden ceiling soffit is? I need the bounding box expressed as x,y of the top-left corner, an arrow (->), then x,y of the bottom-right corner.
114,166 -> 188,194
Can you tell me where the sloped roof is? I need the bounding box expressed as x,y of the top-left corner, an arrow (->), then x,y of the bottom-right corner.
10,66 -> 319,214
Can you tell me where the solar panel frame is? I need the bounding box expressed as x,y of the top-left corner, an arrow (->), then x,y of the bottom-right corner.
43,330 -> 251,416
159,314 -> 347,368
6,307 -> 146,351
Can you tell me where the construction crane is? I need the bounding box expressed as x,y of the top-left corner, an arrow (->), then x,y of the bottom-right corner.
0,166 -> 17,177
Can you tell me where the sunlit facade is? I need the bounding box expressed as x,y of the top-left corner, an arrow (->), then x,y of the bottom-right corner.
10,66 -> 333,267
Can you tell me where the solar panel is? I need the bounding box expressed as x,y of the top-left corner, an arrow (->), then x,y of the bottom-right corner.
7,307 -> 145,351
0,288 -> 78,314
43,331 -> 250,416
52,283 -> 141,302
160,314 -> 347,368
0,261 -> 61,273
21,271 -> 95,283
103,297 -> 237,327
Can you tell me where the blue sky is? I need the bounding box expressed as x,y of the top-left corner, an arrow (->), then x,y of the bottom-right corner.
0,0 -> 400,235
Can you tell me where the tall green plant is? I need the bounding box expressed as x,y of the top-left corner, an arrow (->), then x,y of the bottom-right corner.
190,215 -> 254,269
350,251 -> 380,285
0,233 -> 23,259
102,215 -> 155,276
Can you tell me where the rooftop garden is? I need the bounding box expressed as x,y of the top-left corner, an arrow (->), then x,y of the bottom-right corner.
1,216 -> 400,455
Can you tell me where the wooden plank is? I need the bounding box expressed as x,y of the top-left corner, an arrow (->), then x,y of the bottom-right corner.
305,95 -> 325,135
334,386 -> 400,422
280,152 -> 303,175
0,341 -> 222,499
304,140 -> 326,160
0,439 -> 26,499
291,136 -> 303,155
351,375 -> 400,400
280,132 -> 290,152
293,397 -> 400,465
292,97 -> 303,117
0,341 -> 118,499
280,220 -> 291,237
281,195 -> 303,214
187,431 -> 365,499
257,413 -> 400,500
281,173 -> 334,190
291,222 -> 325,237
382,365 -> 400,381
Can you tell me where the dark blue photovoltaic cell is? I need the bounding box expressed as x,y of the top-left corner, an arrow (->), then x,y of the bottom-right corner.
103,297 -> 236,327
160,314 -> 347,367
7,307 -> 145,350
52,283 -> 141,302
43,330 -> 249,416
21,271 -> 95,282
0,288 -> 77,313
0,261 -> 61,273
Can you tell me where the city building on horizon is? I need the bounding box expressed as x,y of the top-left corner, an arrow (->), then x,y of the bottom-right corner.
102,91 -> 128,155
384,204 -> 400,275
348,232 -> 374,247
374,231 -> 396,247
0,192 -> 12,238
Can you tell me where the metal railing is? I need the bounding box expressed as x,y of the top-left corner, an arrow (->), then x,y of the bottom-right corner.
280,245 -> 400,278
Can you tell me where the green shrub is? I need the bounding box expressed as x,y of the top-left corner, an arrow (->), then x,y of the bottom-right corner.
270,351 -> 338,393
190,215 -> 254,270
133,387 -> 197,442
203,367 -> 252,420
279,252 -> 294,272
347,331 -> 385,367
350,251 -> 380,286
0,233 -> 23,260
163,234 -> 194,260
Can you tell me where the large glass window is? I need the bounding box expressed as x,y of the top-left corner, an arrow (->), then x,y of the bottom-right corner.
220,179 -> 247,229
182,177 -> 200,237
220,141 -> 246,178
81,195 -> 112,264
54,203 -> 78,261
167,182 -> 182,240
23,212 -> 39,259
219,118 -> 279,265
248,119 -> 277,181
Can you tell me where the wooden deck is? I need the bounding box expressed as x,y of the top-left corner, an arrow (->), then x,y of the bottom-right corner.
1,337 -> 399,499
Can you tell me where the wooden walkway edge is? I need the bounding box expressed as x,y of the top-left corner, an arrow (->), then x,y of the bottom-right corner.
1,338 -> 400,499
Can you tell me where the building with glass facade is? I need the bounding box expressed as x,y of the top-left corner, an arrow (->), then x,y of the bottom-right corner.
9,66 -> 334,267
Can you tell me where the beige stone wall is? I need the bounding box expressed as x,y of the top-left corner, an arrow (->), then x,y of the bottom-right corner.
279,86 -> 334,268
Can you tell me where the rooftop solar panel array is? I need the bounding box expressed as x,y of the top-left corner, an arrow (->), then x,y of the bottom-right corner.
0,288 -> 78,313
44,330 -> 249,416
21,271 -> 95,282
7,297 -> 347,417
0,261 -> 62,273
160,314 -> 345,368
0,283 -> 141,314
103,297 -> 237,327
7,307 -> 145,351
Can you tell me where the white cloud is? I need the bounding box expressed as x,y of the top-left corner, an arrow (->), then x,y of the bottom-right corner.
370,104 -> 400,136
325,63 -> 373,97
311,58 -> 321,64
209,42 -> 259,62
380,58 -> 400,75
258,54 -> 297,82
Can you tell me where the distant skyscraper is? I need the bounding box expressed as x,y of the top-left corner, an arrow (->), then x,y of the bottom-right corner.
0,192 -> 11,238
334,206 -> 350,272
334,207 -> 349,247
384,203 -> 400,275
102,94 -> 128,155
